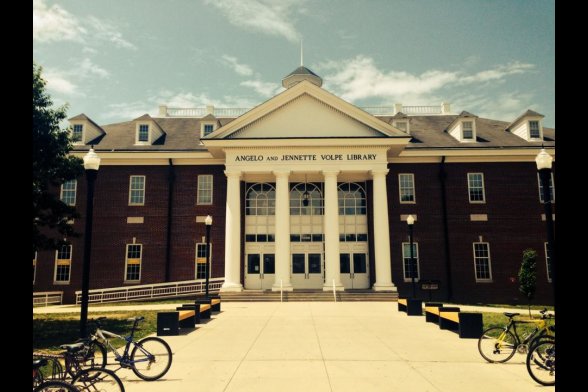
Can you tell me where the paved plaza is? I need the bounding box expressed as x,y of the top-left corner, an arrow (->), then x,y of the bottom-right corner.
61,301 -> 553,392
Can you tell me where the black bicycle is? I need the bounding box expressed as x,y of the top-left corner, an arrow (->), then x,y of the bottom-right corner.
32,358 -> 77,392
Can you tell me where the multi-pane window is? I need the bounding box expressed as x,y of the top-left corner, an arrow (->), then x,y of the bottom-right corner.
138,124 -> 149,142
203,124 -> 214,137
467,173 -> 485,203
197,175 -> 213,205
529,121 -> 541,139
54,245 -> 72,283
402,242 -> 420,281
398,174 -> 415,203
394,121 -> 408,132
60,180 -> 77,206
462,121 -> 474,139
195,243 -> 212,279
245,183 -> 276,215
291,183 -> 324,215
537,173 -> 555,203
544,242 -> 552,282
33,251 -> 37,284
337,183 -> 366,215
129,176 -> 145,205
473,242 -> 492,281
72,124 -> 83,143
125,244 -> 142,282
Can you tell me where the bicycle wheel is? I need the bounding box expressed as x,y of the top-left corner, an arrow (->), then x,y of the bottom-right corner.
66,341 -> 107,378
34,380 -> 79,392
71,368 -> 124,392
526,338 -> 555,386
130,336 -> 172,380
478,327 -> 517,363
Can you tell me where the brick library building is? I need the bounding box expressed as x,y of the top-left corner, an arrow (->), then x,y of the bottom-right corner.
33,66 -> 555,304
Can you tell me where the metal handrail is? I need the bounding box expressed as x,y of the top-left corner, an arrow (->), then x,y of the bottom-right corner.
33,291 -> 63,307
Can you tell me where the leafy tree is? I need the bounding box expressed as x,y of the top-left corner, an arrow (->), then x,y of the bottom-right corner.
519,249 -> 537,318
33,62 -> 83,253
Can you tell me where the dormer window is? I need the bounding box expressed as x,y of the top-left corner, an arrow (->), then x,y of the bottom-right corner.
72,124 -> 84,144
529,121 -> 541,139
137,124 -> 150,144
462,121 -> 474,140
394,121 -> 409,133
201,123 -> 216,137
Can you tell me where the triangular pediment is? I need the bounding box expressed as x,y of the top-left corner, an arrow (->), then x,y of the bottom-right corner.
206,80 -> 407,140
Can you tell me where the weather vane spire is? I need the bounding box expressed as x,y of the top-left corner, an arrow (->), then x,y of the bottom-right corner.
300,39 -> 303,66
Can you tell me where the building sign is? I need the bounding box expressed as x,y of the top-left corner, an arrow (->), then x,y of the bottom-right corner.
233,153 -> 379,163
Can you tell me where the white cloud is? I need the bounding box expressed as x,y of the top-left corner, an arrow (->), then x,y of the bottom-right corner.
33,0 -> 86,43
240,80 -> 281,97
221,55 -> 254,76
44,70 -> 80,96
88,17 -> 136,50
33,0 -> 135,49
78,58 -> 110,79
205,0 -> 303,42
319,56 -> 536,106
453,92 -> 535,122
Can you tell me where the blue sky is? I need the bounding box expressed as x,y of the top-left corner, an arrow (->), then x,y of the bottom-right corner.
33,0 -> 555,127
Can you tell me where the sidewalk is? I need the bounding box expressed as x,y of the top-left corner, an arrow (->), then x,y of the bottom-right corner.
41,302 -> 553,392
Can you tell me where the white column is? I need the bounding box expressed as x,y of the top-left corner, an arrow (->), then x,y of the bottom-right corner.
221,171 -> 243,292
272,170 -> 293,291
323,169 -> 344,291
371,168 -> 397,292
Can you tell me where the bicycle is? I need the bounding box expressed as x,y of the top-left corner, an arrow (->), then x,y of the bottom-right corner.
477,308 -> 554,363
526,335 -> 555,386
32,358 -> 77,392
80,316 -> 172,381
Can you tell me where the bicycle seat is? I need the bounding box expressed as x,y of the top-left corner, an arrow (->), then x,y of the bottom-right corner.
127,316 -> 145,322
504,312 -> 520,318
59,343 -> 85,353
33,358 -> 48,369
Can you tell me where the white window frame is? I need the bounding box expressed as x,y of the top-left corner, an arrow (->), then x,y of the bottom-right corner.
398,173 -> 416,204
33,251 -> 37,284
195,243 -> 212,280
125,244 -> 142,282
401,242 -> 420,282
72,124 -> 84,144
128,175 -> 146,206
467,173 -> 486,203
60,179 -> 77,206
529,120 -> 542,139
135,123 -> 150,144
197,175 -> 213,205
462,120 -> 475,141
537,173 -> 555,203
544,242 -> 552,282
54,245 -> 72,284
200,123 -> 216,138
473,242 -> 492,282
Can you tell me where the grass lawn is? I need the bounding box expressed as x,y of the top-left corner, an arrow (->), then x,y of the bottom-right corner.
33,311 -> 159,353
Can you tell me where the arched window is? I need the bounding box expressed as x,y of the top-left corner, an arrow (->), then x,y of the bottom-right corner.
290,183 -> 323,215
338,183 -> 366,215
245,183 -> 276,215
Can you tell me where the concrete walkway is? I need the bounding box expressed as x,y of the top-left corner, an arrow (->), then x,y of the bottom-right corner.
45,302 -> 553,392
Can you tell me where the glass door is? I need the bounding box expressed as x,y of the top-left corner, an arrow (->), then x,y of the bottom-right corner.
340,253 -> 369,289
245,253 -> 275,290
291,253 -> 323,289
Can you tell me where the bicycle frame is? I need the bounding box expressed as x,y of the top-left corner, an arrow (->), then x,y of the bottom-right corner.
92,326 -> 153,367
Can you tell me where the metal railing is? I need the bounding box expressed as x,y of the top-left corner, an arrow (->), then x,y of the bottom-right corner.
402,105 -> 443,114
165,107 -> 250,118
33,291 -> 63,307
74,277 -> 225,304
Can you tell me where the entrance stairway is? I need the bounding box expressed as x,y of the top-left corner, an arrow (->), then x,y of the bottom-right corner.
220,289 -> 398,302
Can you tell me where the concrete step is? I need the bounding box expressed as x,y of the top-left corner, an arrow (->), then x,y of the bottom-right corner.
219,290 -> 399,302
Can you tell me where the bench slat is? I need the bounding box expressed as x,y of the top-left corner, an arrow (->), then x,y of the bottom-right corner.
439,311 -> 459,323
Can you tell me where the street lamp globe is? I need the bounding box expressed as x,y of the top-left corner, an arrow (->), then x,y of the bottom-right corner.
407,214 -> 415,226
204,215 -> 213,298
83,147 -> 101,170
205,215 -> 213,226
535,148 -> 553,170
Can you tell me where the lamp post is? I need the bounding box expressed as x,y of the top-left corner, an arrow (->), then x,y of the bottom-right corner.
204,215 -> 212,299
535,148 -> 555,306
407,214 -> 416,299
80,147 -> 100,338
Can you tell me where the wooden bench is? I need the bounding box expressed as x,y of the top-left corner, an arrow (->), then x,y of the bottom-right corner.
424,302 -> 444,323
194,296 -> 221,312
397,297 -> 423,316
438,308 -> 483,339
157,309 -> 197,336
178,302 -> 211,320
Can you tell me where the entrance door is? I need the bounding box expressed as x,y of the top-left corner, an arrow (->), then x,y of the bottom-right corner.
245,253 -> 275,290
340,252 -> 369,289
291,253 -> 323,288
